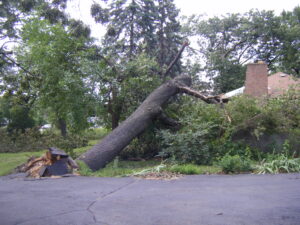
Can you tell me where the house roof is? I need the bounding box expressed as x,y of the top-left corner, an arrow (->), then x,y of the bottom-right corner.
222,72 -> 300,99
268,72 -> 300,97
222,86 -> 245,99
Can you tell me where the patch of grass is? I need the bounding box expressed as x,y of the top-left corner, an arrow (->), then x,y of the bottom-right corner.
73,146 -> 91,158
77,159 -> 162,177
167,164 -> 221,175
88,140 -> 99,146
77,159 -> 222,177
0,151 -> 43,176
72,139 -> 99,158
83,128 -> 109,140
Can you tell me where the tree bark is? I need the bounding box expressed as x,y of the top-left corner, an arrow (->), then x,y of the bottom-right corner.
58,118 -> 67,138
78,75 -> 192,170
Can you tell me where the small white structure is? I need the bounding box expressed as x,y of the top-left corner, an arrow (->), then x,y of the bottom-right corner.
222,86 -> 245,99
39,124 -> 52,132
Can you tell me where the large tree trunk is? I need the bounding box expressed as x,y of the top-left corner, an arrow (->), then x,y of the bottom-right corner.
78,75 -> 192,170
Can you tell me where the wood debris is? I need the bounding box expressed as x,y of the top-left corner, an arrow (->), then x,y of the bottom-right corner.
134,171 -> 182,180
16,147 -> 78,178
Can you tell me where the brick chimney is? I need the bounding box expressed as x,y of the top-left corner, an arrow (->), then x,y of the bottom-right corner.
244,62 -> 268,97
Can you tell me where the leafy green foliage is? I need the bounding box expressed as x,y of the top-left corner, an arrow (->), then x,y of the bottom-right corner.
256,156 -> 300,174
159,98 -> 225,164
0,128 -> 88,154
225,89 -> 300,155
168,164 -> 221,175
16,18 -> 95,135
186,7 -> 300,92
6,105 -> 35,133
278,7 -> 300,76
218,154 -> 253,174
159,121 -> 215,164
89,0 -> 183,131
91,0 -> 182,73
160,87 -> 300,166
226,96 -> 261,126
0,96 -> 35,132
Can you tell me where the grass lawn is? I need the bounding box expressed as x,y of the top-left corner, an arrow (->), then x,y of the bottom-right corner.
78,159 -> 222,177
0,151 -> 43,176
72,139 -> 98,158
0,137 -> 221,177
0,139 -> 98,176
78,159 -> 163,177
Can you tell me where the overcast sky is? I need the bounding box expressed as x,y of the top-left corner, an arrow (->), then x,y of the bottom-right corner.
176,0 -> 299,16
66,0 -> 300,39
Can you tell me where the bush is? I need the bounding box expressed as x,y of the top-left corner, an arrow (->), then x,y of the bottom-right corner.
0,128 -> 88,155
218,154 -> 253,174
120,127 -> 160,159
159,122 -> 215,164
256,155 -> 300,174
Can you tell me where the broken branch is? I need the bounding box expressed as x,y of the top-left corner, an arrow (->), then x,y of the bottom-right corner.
177,86 -> 220,104
163,40 -> 189,78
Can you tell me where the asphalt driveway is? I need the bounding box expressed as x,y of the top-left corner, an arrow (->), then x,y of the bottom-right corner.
1,173 -> 300,225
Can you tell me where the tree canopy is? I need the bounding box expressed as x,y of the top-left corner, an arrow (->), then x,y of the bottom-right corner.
0,1 -> 300,140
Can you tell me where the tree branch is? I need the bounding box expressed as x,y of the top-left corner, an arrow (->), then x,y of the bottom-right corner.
163,40 -> 189,78
0,52 -> 40,79
158,112 -> 181,130
177,86 -> 220,104
224,39 -> 247,58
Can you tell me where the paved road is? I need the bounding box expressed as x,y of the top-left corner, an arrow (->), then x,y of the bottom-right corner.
1,173 -> 300,225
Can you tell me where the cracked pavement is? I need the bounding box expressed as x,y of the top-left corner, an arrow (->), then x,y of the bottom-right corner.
1,173 -> 300,225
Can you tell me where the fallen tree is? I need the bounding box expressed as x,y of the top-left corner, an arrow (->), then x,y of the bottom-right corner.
78,74 -> 221,170
78,43 -> 221,171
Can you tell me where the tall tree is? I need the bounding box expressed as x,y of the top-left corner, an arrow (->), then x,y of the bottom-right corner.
15,18 -> 94,136
155,0 -> 182,77
90,0 -> 183,129
0,0 -> 90,77
0,0 -> 93,136
0,0 -> 69,62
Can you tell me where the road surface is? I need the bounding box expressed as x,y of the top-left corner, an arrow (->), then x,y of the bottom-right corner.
1,173 -> 300,225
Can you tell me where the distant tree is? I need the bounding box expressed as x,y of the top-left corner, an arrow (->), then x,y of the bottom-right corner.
0,0 -> 90,76
0,0 -> 69,62
15,18 -> 94,136
277,7 -> 300,76
91,0 -> 182,70
187,10 -> 282,93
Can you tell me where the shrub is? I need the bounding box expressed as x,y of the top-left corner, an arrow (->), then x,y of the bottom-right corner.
226,96 -> 261,126
120,127 -> 160,159
159,122 -> 215,164
218,154 -> 253,174
256,155 -> 300,174
0,128 -> 88,155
